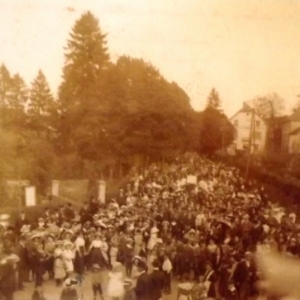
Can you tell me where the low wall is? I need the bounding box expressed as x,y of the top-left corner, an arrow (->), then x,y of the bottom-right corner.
58,179 -> 89,203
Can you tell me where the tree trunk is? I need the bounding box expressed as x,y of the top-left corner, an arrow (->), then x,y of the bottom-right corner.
119,162 -> 123,178
109,165 -> 113,181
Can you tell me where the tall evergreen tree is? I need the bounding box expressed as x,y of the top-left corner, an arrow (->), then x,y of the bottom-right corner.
8,74 -> 28,111
59,11 -> 109,110
4,73 -> 28,129
206,88 -> 221,109
58,11 -> 110,154
0,64 -> 12,108
28,70 -> 55,135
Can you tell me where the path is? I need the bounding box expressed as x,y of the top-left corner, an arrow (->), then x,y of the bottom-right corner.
15,268 -> 176,300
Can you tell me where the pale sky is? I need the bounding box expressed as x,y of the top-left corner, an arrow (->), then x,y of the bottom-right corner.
0,0 -> 300,117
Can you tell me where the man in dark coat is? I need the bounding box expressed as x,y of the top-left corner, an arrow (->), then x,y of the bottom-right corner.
203,261 -> 218,298
0,243 -> 19,300
135,261 -> 150,300
15,211 -> 30,235
16,235 -> 30,290
148,260 -> 165,300
79,202 -> 91,224
233,252 -> 255,300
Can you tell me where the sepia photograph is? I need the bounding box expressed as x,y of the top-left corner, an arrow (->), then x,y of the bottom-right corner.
0,1 -> 300,299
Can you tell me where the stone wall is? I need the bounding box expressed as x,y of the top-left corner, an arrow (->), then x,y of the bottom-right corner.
58,179 -> 89,203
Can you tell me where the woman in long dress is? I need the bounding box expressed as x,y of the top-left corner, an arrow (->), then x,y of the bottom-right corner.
62,241 -> 75,276
133,229 -> 143,256
109,237 -> 119,267
147,226 -> 159,251
89,233 -> 104,266
44,234 -> 55,279
74,231 -> 85,275
206,237 -> 221,271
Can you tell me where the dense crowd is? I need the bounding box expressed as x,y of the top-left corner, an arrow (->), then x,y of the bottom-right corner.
0,153 -> 298,300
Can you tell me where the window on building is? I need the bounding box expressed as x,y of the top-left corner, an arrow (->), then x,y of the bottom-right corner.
234,120 -> 238,127
254,131 -> 262,140
243,142 -> 249,150
256,120 -> 260,128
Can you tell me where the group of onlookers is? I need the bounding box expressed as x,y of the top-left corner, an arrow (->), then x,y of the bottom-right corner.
0,153 -> 298,300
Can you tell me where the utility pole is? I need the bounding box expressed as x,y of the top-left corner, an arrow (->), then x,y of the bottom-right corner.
245,108 -> 255,180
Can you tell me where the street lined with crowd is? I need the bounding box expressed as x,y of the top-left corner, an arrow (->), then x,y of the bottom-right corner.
0,153 -> 297,300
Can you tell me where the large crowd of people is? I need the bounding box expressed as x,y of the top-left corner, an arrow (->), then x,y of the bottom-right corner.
0,153 -> 298,300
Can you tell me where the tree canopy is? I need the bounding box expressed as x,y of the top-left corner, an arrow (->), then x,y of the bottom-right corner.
206,88 -> 221,110
0,11 -> 237,195
247,93 -> 285,120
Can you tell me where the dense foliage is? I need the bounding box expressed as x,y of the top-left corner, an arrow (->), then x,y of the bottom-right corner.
0,11 -> 234,195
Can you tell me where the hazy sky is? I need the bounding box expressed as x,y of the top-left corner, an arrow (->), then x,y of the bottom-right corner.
0,0 -> 300,117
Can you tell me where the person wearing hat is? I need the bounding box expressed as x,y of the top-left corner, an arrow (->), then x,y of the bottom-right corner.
203,261 -> 217,299
123,278 -> 136,300
62,241 -> 75,276
124,237 -> 134,277
31,242 -> 47,287
148,260 -> 165,300
133,229 -> 143,257
16,234 -> 30,290
54,240 -> 66,286
88,233 -> 107,268
232,252 -> 255,300
0,251 -> 19,300
3,225 -> 16,245
15,210 -> 30,236
90,264 -> 105,300
74,231 -> 85,276
134,260 -> 150,300
35,218 -> 46,231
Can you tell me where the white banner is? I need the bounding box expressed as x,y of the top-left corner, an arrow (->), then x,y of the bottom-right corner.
187,175 -> 197,185
98,181 -> 106,204
6,180 -> 29,187
25,186 -> 36,207
52,180 -> 59,196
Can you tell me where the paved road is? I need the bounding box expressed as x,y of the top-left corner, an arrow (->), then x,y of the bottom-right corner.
15,269 -> 176,300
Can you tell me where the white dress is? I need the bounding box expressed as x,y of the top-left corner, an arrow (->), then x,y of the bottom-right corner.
63,249 -> 75,272
107,271 -> 125,298
147,227 -> 158,250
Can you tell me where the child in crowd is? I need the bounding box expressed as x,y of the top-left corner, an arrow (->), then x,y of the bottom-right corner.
54,241 -> 66,287
90,264 -> 105,300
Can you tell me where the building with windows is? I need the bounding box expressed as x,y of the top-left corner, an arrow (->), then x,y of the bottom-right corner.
229,103 -> 267,153
266,110 -> 300,154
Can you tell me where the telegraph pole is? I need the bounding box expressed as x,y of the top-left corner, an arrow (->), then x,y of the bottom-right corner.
245,108 -> 255,180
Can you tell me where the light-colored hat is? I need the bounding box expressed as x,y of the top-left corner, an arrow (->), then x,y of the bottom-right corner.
63,241 -> 74,248
92,263 -> 101,269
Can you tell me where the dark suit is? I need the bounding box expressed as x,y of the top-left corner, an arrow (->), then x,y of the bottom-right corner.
149,269 -> 165,300
135,272 -> 150,300
233,260 -> 254,300
204,269 -> 217,298
15,217 -> 29,235
16,243 -> 29,288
